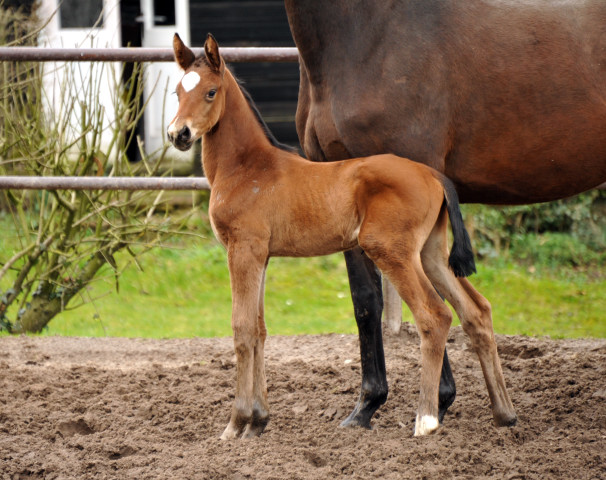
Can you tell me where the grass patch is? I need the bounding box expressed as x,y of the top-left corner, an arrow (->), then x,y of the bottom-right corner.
2,217 -> 604,339
43,238 -> 356,338
463,262 -> 604,338
38,237 -> 606,339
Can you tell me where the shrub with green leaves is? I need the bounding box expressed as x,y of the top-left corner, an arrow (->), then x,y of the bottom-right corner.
462,191 -> 606,267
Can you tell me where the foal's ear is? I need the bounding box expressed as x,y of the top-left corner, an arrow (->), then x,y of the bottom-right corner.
173,33 -> 195,70
204,33 -> 223,74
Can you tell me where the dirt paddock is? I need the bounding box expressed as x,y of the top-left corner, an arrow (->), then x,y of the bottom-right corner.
1,324 -> 605,479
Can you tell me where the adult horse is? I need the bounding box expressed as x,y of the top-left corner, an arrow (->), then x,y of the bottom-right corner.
284,0 -> 606,429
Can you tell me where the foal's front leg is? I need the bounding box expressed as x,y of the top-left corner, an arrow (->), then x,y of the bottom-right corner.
241,265 -> 269,438
220,241 -> 270,440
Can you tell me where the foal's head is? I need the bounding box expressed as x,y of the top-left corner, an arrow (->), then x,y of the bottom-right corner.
167,33 -> 226,151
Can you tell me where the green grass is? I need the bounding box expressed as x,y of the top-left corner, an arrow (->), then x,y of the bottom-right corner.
38,238 -> 606,339
42,239 -> 357,338
2,220 -> 604,339
464,262 -> 604,338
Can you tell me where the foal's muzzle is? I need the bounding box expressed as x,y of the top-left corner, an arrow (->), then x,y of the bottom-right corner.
167,125 -> 193,151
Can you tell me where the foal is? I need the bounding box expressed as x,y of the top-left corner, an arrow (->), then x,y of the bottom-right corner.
167,33 -> 516,439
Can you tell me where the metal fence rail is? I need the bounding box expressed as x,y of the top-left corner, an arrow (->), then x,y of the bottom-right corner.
0,176 -> 210,190
0,47 -> 299,63
0,176 -> 602,191
0,45 -> 295,192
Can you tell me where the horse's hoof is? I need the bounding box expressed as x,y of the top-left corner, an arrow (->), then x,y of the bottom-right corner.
413,415 -> 440,436
220,424 -> 240,440
339,418 -> 372,429
339,410 -> 372,429
438,389 -> 456,424
241,420 -> 268,438
240,427 -> 258,439
494,412 -> 518,427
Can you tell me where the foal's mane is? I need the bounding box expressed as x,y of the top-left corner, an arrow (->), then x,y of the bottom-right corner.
235,78 -> 299,154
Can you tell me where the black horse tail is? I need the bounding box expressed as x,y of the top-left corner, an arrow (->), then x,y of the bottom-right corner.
438,174 -> 476,278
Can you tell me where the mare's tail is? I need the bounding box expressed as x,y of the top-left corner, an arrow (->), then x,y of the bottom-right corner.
439,174 -> 476,278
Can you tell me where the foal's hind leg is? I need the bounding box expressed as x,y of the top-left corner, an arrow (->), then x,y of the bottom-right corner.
359,230 -> 452,435
421,217 -> 517,427
453,278 -> 516,426
221,241 -> 270,440
384,257 -> 452,435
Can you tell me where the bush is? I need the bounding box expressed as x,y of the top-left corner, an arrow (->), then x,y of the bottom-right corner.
0,6 -> 199,333
462,190 -> 606,268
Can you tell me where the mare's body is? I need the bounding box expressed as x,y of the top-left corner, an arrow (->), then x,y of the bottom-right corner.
167,34 -> 515,439
285,0 -> 606,426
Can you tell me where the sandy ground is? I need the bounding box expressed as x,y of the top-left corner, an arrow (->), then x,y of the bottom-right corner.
1,324 -> 605,479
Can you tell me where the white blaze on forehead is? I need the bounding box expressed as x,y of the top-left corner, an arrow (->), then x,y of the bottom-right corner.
181,71 -> 201,92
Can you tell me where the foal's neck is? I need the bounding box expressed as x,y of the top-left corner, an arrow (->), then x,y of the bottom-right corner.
201,70 -> 274,185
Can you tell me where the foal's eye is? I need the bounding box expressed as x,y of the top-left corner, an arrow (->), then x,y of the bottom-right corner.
206,89 -> 217,100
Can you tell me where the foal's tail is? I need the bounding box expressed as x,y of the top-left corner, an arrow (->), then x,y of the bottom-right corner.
437,174 -> 476,278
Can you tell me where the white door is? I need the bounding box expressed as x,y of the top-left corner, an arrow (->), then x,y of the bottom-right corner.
38,0 -> 122,156
140,0 -> 191,160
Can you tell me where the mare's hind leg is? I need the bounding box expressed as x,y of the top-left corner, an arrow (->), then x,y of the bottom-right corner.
421,215 -> 517,427
221,241 -> 270,440
340,247 -> 388,429
438,348 -> 456,423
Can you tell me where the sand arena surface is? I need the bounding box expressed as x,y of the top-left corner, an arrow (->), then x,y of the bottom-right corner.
1,325 -> 605,479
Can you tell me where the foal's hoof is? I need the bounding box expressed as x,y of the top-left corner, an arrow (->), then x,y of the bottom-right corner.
220,416 -> 269,440
220,424 -> 240,441
413,415 -> 440,436
494,412 -> 518,428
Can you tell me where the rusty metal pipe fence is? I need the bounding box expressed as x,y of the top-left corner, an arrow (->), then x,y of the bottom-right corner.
0,46 -> 298,192
0,46 -> 299,63
0,176 -> 210,191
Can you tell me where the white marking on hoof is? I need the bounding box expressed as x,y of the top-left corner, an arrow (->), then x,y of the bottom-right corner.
181,71 -> 200,92
414,414 -> 439,436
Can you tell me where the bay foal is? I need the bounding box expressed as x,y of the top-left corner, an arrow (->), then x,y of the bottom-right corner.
167,33 -> 516,439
